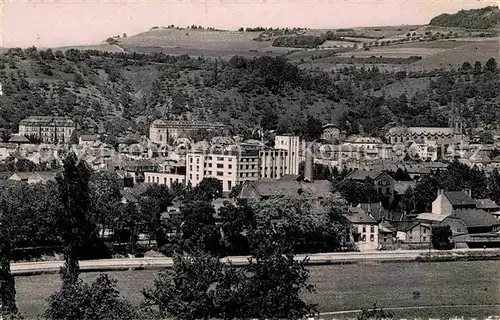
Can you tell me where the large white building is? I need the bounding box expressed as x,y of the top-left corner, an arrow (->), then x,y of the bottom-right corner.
186,149 -> 260,192
274,134 -> 300,175
149,119 -> 227,144
18,116 -> 76,144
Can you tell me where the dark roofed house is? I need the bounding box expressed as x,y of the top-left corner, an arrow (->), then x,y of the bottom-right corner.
432,189 -> 477,215
344,170 -> 395,201
449,209 -> 500,234
9,135 -> 30,144
342,207 -> 379,251
238,179 -> 331,201
358,203 -> 388,221
475,199 -> 500,213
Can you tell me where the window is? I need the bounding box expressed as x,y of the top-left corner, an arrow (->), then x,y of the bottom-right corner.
217,163 -> 224,169
189,165 -> 193,171
208,163 -> 212,168
370,234 -> 374,242
383,236 -> 387,243
423,228 -> 426,234
228,164 -> 232,169
362,226 -> 366,233
228,181 -> 232,190
423,236 -> 427,242
217,157 -> 224,161
190,158 -> 193,163
196,174 -> 199,180
189,174 -> 192,180
147,176 -> 151,183
216,171 -> 223,176
362,234 -> 366,242
370,225 -> 374,233
164,178 -> 166,184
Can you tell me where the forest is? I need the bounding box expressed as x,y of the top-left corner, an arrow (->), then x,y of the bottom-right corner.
0,47 -> 498,142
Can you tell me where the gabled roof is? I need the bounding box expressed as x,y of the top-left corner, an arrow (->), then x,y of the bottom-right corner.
416,213 -> 449,223
443,191 -> 476,207
120,189 -> 138,203
80,134 -> 99,142
358,203 -> 387,221
29,171 -> 56,182
475,199 -> 500,210
238,180 -> 331,199
343,209 -> 377,225
9,172 -> 33,180
450,209 -> 500,228
379,222 -> 395,233
344,170 -> 394,182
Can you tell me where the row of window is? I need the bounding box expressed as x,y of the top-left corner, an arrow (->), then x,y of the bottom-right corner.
362,226 -> 376,233
361,234 -> 375,242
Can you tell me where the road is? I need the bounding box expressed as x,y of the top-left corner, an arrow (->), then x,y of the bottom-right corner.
11,248 -> 500,275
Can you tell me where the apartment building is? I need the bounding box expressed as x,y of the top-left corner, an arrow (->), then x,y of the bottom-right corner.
259,148 -> 288,179
274,134 -> 300,175
19,116 -> 76,144
186,150 -> 260,192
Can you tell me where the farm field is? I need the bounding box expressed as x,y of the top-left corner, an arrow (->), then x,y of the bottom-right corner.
15,260 -> 500,318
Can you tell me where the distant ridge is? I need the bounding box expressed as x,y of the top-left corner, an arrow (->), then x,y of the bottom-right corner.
429,6 -> 500,29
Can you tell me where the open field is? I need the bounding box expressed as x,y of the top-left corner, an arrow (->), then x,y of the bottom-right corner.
15,260 -> 500,318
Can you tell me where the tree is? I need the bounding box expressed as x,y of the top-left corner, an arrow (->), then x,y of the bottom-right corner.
485,57 -> 497,72
89,171 -> 122,237
56,152 -> 95,285
334,179 -> 378,205
189,177 -> 223,201
218,201 -> 256,255
431,225 -> 454,250
44,274 -> 136,320
143,241 -> 317,320
178,201 -> 221,255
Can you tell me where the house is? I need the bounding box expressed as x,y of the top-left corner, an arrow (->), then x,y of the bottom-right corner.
238,179 -> 331,201
378,221 -> 397,249
344,170 -> 395,199
27,172 -> 56,184
475,198 -> 500,215
321,124 -> 341,143
79,134 -> 100,146
358,202 -> 389,221
8,171 -> 56,184
432,190 -> 476,215
448,209 -> 500,234
401,223 -> 431,243
0,143 -> 18,160
343,207 -> 379,251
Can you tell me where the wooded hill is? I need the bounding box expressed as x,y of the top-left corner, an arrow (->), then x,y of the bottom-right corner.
430,6 -> 500,29
0,47 -> 498,141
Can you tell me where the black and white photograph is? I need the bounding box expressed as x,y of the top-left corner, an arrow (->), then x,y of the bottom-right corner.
0,0 -> 499,319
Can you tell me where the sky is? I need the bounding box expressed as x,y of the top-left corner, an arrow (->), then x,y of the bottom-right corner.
1,0 -> 497,48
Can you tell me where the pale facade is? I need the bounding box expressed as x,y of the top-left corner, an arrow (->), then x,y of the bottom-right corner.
186,150 -> 260,192
321,124 -> 341,142
259,149 -> 289,179
19,116 -> 76,144
145,172 -> 186,188
149,119 -> 227,144
386,126 -> 458,145
274,135 -> 300,175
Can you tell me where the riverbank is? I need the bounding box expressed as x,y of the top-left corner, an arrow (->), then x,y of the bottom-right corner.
12,248 -> 500,276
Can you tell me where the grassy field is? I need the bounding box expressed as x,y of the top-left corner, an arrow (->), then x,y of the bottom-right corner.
15,260 -> 500,318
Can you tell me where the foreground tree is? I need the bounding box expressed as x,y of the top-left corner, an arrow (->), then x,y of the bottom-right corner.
55,152 -> 95,285
431,225 -> 454,250
44,274 -> 136,320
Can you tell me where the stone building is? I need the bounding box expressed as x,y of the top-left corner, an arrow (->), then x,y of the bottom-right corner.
18,116 -> 76,144
149,119 -> 227,144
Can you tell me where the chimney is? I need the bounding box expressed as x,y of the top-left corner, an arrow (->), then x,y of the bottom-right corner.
437,189 -> 444,198
304,143 -> 315,183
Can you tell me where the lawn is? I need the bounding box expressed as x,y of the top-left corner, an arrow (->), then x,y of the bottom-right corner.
15,260 -> 500,318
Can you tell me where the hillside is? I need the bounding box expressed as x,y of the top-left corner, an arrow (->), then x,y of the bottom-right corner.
0,46 -> 498,142
430,6 -> 500,29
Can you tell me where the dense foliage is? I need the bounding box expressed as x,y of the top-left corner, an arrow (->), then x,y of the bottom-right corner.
429,6 -> 500,29
0,47 -> 497,140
